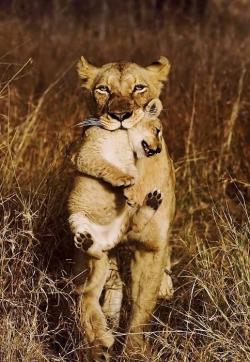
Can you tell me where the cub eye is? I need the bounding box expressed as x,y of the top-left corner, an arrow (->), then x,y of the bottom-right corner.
133,84 -> 147,93
155,127 -> 161,136
95,85 -> 110,94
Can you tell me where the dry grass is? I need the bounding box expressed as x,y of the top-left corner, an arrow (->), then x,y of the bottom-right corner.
0,1 -> 250,361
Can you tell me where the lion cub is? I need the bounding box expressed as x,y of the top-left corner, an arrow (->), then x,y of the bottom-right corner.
68,99 -> 164,259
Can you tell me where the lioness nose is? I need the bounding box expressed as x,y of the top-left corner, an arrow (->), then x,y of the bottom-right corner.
108,111 -> 133,122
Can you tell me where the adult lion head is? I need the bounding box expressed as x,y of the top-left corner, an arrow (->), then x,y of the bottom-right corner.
77,56 -> 170,130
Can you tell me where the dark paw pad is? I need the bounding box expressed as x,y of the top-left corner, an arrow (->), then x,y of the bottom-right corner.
146,190 -> 162,210
75,232 -> 94,251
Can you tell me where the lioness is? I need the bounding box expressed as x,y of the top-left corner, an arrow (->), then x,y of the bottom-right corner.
68,99 -> 163,259
73,56 -> 175,359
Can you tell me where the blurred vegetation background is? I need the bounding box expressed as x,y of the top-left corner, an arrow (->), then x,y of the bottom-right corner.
0,1 -> 249,361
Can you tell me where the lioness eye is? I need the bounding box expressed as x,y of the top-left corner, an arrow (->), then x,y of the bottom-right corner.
96,85 -> 110,94
133,84 -> 146,92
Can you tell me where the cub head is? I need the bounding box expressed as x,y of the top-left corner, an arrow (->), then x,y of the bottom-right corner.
77,56 -> 170,130
128,99 -> 164,159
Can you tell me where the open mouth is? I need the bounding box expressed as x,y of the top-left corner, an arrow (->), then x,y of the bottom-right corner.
141,140 -> 156,157
141,141 -> 162,157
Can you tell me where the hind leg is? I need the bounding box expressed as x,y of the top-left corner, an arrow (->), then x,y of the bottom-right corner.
124,217 -> 173,356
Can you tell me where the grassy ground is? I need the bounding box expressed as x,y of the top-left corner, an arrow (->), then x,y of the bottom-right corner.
0,1 -> 250,361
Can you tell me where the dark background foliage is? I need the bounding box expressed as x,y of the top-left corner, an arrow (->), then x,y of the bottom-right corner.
0,1 -> 249,361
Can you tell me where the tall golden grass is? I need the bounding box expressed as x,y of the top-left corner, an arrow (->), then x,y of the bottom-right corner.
0,1 -> 249,360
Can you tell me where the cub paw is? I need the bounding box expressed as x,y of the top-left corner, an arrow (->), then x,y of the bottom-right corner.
74,232 -> 94,250
123,187 -> 138,208
145,190 -> 162,210
74,231 -> 103,259
110,174 -> 135,187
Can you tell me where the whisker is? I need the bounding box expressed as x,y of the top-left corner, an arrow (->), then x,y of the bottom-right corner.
75,118 -> 101,127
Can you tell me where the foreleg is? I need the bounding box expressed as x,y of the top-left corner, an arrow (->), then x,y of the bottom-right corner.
75,253 -> 114,359
74,150 -> 135,187
102,256 -> 123,328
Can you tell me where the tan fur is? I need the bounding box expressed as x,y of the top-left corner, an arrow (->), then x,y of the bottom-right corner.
72,57 -> 175,358
68,99 -> 163,259
77,56 -> 170,130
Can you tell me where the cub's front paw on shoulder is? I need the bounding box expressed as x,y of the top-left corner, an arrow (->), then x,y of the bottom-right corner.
109,174 -> 135,187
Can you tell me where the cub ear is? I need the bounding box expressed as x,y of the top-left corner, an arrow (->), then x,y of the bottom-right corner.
146,56 -> 171,83
145,98 -> 163,117
77,56 -> 99,89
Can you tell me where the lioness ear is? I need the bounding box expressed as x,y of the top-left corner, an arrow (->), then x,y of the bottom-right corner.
145,99 -> 163,117
77,56 -> 99,89
146,56 -> 171,83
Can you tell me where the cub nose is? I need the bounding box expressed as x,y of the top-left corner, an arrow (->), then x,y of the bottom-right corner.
108,111 -> 133,121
